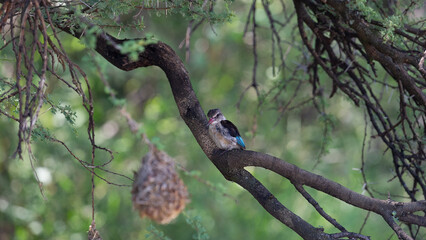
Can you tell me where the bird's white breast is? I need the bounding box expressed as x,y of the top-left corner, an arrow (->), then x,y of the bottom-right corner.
208,123 -> 239,150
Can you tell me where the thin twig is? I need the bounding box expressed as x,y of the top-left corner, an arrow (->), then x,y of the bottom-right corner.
294,184 -> 347,232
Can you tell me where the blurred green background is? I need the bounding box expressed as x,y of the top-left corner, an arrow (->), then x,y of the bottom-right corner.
0,1 -> 419,239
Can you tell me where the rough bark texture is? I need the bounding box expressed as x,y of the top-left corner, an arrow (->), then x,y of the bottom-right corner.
2,0 -> 423,238
89,34 -> 330,239
59,28 -> 425,239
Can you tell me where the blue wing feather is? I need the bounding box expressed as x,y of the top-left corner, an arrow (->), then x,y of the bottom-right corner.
221,120 -> 246,149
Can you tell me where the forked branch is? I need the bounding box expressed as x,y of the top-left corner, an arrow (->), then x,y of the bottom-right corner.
56,19 -> 425,239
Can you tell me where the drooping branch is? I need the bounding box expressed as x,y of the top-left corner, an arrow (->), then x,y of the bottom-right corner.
323,0 -> 426,107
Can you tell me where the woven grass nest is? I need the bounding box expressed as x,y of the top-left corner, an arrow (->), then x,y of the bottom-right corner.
131,144 -> 189,224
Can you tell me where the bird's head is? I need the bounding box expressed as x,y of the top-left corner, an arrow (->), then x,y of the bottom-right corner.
207,108 -> 225,125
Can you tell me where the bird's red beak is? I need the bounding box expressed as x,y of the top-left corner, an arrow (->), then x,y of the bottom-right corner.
208,118 -> 214,125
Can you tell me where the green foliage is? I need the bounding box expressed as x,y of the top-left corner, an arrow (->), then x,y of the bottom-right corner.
184,212 -> 210,240
0,78 -> 9,90
70,0 -> 235,35
0,0 -> 421,240
392,211 -> 399,223
96,0 -> 141,20
83,0 -> 146,31
79,25 -> 102,49
0,79 -> 19,118
103,86 -> 115,96
184,170 -> 202,177
381,15 -> 403,43
146,224 -> 172,240
150,136 -> 165,150
120,35 -> 158,61
145,214 -> 210,240
348,0 -> 409,45
50,103 -> 77,125
348,0 -> 380,22
31,124 -> 53,142
316,113 -> 335,160
170,0 -> 235,23
109,96 -> 127,107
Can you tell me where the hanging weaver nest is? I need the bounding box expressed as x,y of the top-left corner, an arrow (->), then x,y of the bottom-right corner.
88,221 -> 102,240
131,144 -> 189,224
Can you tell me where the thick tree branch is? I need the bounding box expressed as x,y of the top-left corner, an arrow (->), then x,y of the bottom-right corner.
56,14 -> 424,240
229,169 -> 329,240
225,150 -> 426,226
2,1 -> 424,239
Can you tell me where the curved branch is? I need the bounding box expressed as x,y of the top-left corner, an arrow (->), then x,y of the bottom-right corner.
56,17 -> 424,240
229,169 -> 329,240
225,150 -> 426,225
